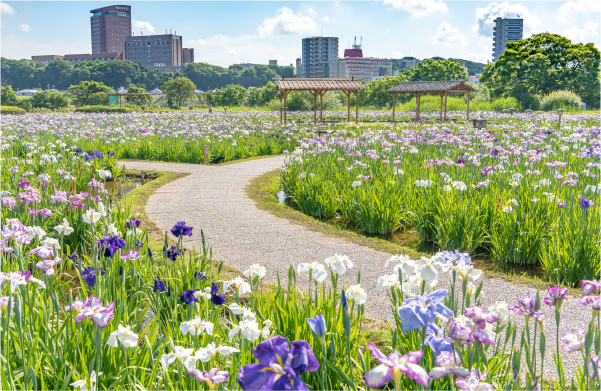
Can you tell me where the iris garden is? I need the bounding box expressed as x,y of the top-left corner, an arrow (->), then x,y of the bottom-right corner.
0,110 -> 600,390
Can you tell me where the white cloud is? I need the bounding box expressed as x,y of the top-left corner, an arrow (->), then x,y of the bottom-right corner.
228,50 -> 237,56
133,20 -> 156,35
19,24 -> 31,32
195,39 -> 206,45
308,7 -> 318,18
431,22 -> 466,45
385,28 -> 390,33
382,0 -> 448,17
465,52 -> 490,63
321,16 -> 336,23
557,0 -> 601,22
1,2 -> 15,14
472,2 -> 540,37
562,22 -> 599,43
391,51 -> 403,57
257,7 -> 317,37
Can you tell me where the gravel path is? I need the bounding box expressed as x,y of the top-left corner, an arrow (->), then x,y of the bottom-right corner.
121,157 -> 592,378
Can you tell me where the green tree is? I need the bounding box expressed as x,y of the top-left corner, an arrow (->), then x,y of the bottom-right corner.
360,74 -> 408,108
125,84 -> 151,106
405,58 -> 468,81
30,90 -> 69,109
67,80 -> 112,106
43,60 -> 74,89
1,86 -> 18,106
204,90 -> 215,105
480,33 -> 601,109
247,87 -> 261,106
259,81 -> 278,106
162,77 -> 196,107
214,84 -> 248,106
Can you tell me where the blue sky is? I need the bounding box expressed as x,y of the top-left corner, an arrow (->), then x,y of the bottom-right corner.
1,1 -> 599,67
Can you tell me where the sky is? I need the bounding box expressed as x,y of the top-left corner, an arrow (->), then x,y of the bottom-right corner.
1,0 -> 599,67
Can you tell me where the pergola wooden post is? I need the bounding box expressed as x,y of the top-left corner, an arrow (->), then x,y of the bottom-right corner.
354,91 -> 359,123
275,78 -> 365,125
385,81 -> 477,123
444,94 -> 448,121
283,91 -> 288,124
319,92 -> 324,122
279,91 -> 283,123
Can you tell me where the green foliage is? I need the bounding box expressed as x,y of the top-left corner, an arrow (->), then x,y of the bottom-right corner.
405,58 -> 468,82
124,84 -> 151,106
15,97 -> 32,112
67,81 -> 112,106
162,77 -> 196,107
1,86 -> 18,106
358,74 -> 408,108
259,81 -> 278,105
203,90 -> 215,105
247,87 -> 261,106
539,90 -> 583,111
214,84 -> 248,106
30,90 -> 69,109
183,62 -> 294,90
481,33 -> 601,109
0,105 -> 26,114
75,105 -> 133,113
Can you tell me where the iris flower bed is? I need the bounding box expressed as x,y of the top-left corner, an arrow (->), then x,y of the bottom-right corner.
0,111 -> 599,390
281,114 -> 601,286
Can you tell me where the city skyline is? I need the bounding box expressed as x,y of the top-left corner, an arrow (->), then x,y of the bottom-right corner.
1,0 -> 599,67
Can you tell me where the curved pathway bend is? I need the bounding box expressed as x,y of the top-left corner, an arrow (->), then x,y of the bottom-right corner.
121,157 -> 590,376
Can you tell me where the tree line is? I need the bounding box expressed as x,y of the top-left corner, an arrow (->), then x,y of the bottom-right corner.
0,57 -> 295,92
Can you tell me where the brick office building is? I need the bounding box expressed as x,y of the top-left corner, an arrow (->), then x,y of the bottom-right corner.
125,34 -> 194,72
90,5 -> 132,54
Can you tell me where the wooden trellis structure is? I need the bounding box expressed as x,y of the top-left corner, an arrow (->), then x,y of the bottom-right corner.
275,78 -> 365,124
105,93 -> 152,109
385,80 -> 477,122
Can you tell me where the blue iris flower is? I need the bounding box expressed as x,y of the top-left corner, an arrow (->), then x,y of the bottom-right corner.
424,323 -> 452,356
153,277 -> 166,292
237,336 -> 319,390
210,282 -> 226,305
307,314 -> 327,340
171,221 -> 193,237
397,289 -> 453,333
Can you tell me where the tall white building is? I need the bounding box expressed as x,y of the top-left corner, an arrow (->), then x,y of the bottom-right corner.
492,17 -> 523,62
301,36 -> 339,78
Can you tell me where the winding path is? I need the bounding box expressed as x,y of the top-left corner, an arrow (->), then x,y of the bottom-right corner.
122,157 -> 591,375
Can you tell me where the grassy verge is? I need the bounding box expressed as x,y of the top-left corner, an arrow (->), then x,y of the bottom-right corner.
247,169 -> 579,294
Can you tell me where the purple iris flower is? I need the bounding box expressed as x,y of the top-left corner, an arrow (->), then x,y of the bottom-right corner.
84,155 -> 94,162
445,319 -> 474,346
543,284 -> 568,308
579,195 -> 594,209
578,295 -> 600,311
195,271 -> 207,280
237,335 -> 319,390
171,221 -> 193,238
582,280 -> 601,296
436,250 -> 473,266
307,314 -> 327,340
135,240 -> 144,248
509,292 -> 544,320
167,285 -> 172,297
107,151 -> 116,157
68,252 -> 79,261
153,277 -> 166,292
75,148 -> 83,154
126,218 -> 141,229
464,306 -> 500,329
424,324 -> 452,356
164,245 -> 180,261
180,289 -> 199,305
397,290 -> 453,333
91,150 -> 103,159
210,282 -> 226,305
97,235 -> 126,258
363,344 -> 430,388
81,266 -> 106,287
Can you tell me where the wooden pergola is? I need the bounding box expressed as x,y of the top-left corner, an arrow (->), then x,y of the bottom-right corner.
275,78 -> 365,124
105,93 -> 152,109
385,80 -> 477,122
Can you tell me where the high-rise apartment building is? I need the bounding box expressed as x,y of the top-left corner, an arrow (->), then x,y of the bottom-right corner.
492,17 -> 523,62
301,36 -> 339,78
90,5 -> 132,54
